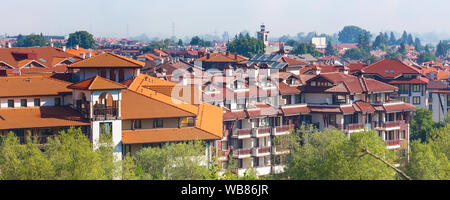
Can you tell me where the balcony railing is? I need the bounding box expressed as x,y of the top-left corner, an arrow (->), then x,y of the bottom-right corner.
385,140 -> 402,146
93,107 -> 119,120
253,126 -> 271,137
373,121 -> 402,129
233,148 -> 252,158
232,128 -> 253,138
273,124 -> 295,135
252,146 -> 271,157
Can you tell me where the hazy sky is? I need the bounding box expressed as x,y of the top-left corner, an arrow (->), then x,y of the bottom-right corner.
2,0 -> 449,39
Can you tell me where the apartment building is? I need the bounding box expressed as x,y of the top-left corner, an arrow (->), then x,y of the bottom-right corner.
0,51 -> 223,162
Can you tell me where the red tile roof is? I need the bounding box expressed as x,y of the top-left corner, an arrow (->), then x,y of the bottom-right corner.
363,59 -> 422,78
68,52 -> 144,68
122,127 -> 220,144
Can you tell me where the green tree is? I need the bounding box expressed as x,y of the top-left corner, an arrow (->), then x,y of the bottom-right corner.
373,32 -> 388,50
410,108 -> 436,142
133,141 -> 209,180
66,31 -> 96,49
384,50 -> 402,59
291,42 -> 320,57
190,36 -> 212,47
435,40 -> 449,57
414,37 -> 423,51
338,25 -> 371,43
417,51 -> 436,64
14,34 -> 48,47
343,48 -> 367,60
0,133 -> 54,180
398,42 -> 406,55
178,39 -> 183,46
227,34 -> 265,58
325,41 -> 337,56
357,31 -> 371,52
404,124 -> 450,180
389,32 -> 397,45
284,128 -> 396,180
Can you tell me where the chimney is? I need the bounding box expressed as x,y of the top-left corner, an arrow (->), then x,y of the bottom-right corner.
80,53 -> 85,59
7,42 -> 11,48
226,51 -> 229,56
234,54 -> 237,60
206,53 -> 210,59
50,43 -> 54,47
75,45 -> 79,50
62,46 -> 66,52
87,52 -> 92,58
313,66 -> 321,75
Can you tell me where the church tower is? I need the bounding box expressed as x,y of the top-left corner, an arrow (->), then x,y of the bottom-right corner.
257,24 -> 269,49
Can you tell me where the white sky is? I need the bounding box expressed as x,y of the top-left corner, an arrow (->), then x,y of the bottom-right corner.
1,0 -> 449,39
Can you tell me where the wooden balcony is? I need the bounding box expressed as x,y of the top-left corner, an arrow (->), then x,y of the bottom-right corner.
252,146 -> 271,157
233,148 -> 252,158
231,128 -> 253,139
93,107 -> 119,120
373,121 -> 402,130
253,126 -> 271,138
272,124 -> 295,136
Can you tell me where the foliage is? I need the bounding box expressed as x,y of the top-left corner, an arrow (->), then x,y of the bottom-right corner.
0,127 -> 118,180
338,25 -> 371,43
190,36 -> 211,47
372,32 -> 388,50
435,40 -> 449,57
227,33 -> 265,58
325,41 -> 337,56
384,50 -> 402,59
133,141 -> 208,180
357,31 -> 371,52
290,42 -> 321,57
282,127 -> 396,180
14,34 -> 48,47
410,108 -> 437,142
417,51 -> 436,64
66,31 -> 96,49
343,48 -> 368,60
404,124 -> 450,180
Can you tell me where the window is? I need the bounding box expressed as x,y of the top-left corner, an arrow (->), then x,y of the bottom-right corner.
399,96 -> 410,103
20,99 -> 27,107
413,96 -> 421,105
253,157 -> 260,167
8,100 -> 14,108
34,98 -> 40,107
387,113 -> 395,122
54,97 -> 61,106
401,130 -> 406,140
398,84 -> 409,94
413,85 -> 421,92
153,119 -> 163,128
133,120 -> 142,129
100,122 -> 112,135
181,117 -> 195,127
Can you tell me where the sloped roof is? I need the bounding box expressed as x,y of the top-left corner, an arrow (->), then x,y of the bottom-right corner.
0,76 -> 72,98
122,127 -> 220,144
363,59 -> 422,78
0,106 -> 89,130
67,52 -> 144,68
121,89 -> 195,120
195,52 -> 248,62
0,47 -> 81,68
67,76 -> 127,90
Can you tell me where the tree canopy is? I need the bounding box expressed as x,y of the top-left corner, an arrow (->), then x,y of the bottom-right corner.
14,34 -> 48,47
66,31 -> 96,49
226,33 -> 265,58
190,36 -> 212,47
338,26 -> 371,43
282,127 -> 396,180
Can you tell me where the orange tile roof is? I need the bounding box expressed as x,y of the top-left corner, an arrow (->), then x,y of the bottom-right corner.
0,76 -> 72,98
67,52 -> 144,68
65,47 -> 96,58
121,89 -> 195,119
195,52 -> 248,63
0,47 -> 81,69
125,74 -> 223,139
0,106 -> 89,130
67,76 -> 127,90
122,127 -> 220,144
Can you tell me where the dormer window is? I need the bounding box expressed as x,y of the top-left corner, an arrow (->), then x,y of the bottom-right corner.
385,70 -> 389,73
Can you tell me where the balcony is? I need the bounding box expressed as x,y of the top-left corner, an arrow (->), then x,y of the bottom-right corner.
385,140 -> 403,149
252,146 -> 271,157
253,126 -> 271,138
93,107 -> 119,120
231,128 -> 252,139
272,146 -> 289,155
272,124 -> 295,136
373,121 -> 402,130
233,148 -> 252,159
